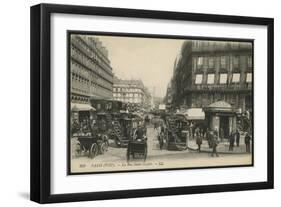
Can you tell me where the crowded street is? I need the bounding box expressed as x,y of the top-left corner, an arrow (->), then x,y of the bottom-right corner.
71,119 -> 252,173
69,35 -> 253,173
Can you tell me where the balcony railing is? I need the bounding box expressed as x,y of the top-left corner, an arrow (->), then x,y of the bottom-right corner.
184,83 -> 252,92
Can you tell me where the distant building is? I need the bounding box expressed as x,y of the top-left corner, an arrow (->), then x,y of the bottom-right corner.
169,40 -> 253,112
70,35 -> 113,105
165,81 -> 173,110
113,76 -> 151,109
153,96 -> 164,110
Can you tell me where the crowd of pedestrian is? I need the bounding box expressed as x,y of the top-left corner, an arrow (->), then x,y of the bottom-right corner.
192,126 -> 252,156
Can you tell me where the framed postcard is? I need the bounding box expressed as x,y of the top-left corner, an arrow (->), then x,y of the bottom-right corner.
30,3 -> 274,203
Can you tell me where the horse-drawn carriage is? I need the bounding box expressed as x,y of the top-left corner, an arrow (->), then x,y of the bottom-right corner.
73,132 -> 109,158
110,112 -> 143,147
163,114 -> 189,151
126,126 -> 148,162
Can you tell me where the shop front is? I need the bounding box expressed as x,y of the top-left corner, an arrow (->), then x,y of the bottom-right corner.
204,101 -> 238,140
71,103 -> 96,122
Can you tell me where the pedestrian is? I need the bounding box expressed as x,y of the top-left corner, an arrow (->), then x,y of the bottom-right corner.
145,115 -> 150,125
158,130 -> 164,150
206,128 -> 211,148
200,128 -> 204,138
210,132 -> 219,157
196,131 -> 202,153
235,129 -> 240,147
245,132 -> 251,153
154,122 -> 157,130
220,127 -> 224,141
91,121 -> 98,138
72,119 -> 80,135
135,125 -> 146,141
229,131 -> 235,151
190,121 -> 194,139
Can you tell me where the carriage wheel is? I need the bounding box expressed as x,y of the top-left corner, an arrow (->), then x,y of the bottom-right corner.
143,147 -> 147,162
103,135 -> 109,152
104,141 -> 109,151
99,143 -> 107,154
115,137 -> 121,147
89,143 -> 98,158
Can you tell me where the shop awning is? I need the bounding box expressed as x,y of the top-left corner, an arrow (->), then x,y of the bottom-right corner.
71,103 -> 96,112
184,108 -> 205,120
203,101 -> 237,113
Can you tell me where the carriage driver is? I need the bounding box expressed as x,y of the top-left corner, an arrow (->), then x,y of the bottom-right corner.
134,125 -> 147,141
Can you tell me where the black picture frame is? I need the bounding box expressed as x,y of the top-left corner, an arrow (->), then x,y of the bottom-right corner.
30,3 -> 274,203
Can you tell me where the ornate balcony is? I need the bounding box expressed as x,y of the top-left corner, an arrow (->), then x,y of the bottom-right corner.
184,83 -> 252,93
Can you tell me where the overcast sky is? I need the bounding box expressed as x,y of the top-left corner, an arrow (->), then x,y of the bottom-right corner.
95,35 -> 185,98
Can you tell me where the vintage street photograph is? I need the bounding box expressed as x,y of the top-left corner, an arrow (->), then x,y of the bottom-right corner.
68,32 -> 253,174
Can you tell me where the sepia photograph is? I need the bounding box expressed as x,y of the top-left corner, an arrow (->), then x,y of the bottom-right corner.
68,32 -> 253,174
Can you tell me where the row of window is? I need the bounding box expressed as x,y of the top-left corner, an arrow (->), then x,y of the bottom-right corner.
72,86 -> 89,95
195,55 -> 252,69
190,93 -> 250,108
192,41 -> 252,51
194,73 -> 252,85
72,84 -> 112,100
113,93 -> 143,98
71,95 -> 89,103
113,87 -> 143,93
71,46 -> 113,80
71,60 -> 113,87
113,97 -> 143,103
72,36 -> 111,70
71,72 -> 112,91
85,37 -> 111,65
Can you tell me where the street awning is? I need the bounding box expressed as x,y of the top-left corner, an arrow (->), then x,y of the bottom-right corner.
204,101 -> 237,113
71,103 -> 96,112
184,108 -> 205,120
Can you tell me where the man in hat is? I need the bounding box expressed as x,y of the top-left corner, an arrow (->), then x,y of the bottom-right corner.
210,131 -> 219,157
244,132 -> 251,153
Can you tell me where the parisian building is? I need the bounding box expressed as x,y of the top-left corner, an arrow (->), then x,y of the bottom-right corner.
113,76 -> 151,109
70,35 -> 113,104
169,40 -> 253,113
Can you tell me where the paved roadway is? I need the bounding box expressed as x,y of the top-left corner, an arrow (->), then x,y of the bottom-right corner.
70,126 -> 252,173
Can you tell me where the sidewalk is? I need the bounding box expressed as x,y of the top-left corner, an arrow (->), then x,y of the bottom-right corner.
187,136 -> 251,154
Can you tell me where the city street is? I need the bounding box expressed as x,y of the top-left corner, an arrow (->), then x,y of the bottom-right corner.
71,125 -> 252,173
69,34 -> 254,174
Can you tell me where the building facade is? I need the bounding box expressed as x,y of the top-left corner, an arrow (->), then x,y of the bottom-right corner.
70,34 -> 113,104
169,40 -> 253,113
113,77 -> 151,109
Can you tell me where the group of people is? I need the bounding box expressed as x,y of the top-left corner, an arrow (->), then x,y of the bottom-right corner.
229,130 -> 251,153
194,128 -> 219,156
156,123 -> 166,150
71,117 -> 107,137
229,130 -> 240,151
194,127 -> 252,155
